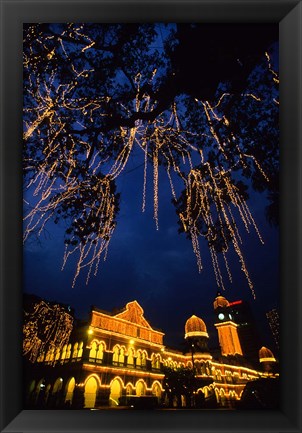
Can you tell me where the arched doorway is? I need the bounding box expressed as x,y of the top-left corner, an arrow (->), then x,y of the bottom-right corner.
152,382 -> 161,401
84,376 -> 98,408
51,377 -> 63,408
65,377 -> 75,407
35,378 -> 46,407
136,380 -> 146,396
110,378 -> 123,406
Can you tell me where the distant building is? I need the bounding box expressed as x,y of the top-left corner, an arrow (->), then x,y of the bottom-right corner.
23,294 -> 278,410
227,298 -> 262,363
266,309 -> 280,350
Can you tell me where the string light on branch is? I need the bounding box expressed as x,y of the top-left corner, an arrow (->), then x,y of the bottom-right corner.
23,24 -> 278,296
23,300 -> 73,363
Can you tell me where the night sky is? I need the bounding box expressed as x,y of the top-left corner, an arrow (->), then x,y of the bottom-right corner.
23,153 -> 279,351
23,23 -> 279,354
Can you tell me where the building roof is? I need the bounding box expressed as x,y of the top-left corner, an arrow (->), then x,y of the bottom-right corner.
213,293 -> 230,310
185,315 -> 209,339
259,346 -> 276,363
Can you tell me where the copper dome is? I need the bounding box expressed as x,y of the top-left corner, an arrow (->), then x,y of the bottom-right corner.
259,346 -> 276,363
213,294 -> 230,310
185,315 -> 209,339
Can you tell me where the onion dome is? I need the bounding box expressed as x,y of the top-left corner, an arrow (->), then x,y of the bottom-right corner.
213,293 -> 230,310
259,346 -> 276,363
185,315 -> 209,339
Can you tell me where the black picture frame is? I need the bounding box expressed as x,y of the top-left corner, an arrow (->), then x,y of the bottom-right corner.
0,1 -> 301,432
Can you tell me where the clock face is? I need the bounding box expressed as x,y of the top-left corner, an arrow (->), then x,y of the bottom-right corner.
218,313 -> 225,320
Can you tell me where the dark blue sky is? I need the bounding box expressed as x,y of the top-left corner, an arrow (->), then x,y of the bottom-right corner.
23,147 -> 279,351
23,23 -> 279,354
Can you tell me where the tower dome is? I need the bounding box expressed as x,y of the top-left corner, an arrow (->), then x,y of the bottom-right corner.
259,346 -> 276,363
185,315 -> 209,339
213,293 -> 229,310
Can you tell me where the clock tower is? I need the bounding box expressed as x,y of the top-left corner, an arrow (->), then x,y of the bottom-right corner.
213,292 -> 243,356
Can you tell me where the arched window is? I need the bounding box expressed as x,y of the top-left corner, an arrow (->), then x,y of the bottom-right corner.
141,351 -> 147,368
151,354 -> 161,369
151,354 -> 156,369
136,350 -> 142,368
55,348 -> 60,361
113,346 -> 120,364
37,351 -> 45,362
120,347 -> 125,365
155,355 -> 161,369
78,342 -> 83,358
72,342 -> 79,359
45,349 -> 51,362
61,345 -> 67,361
226,371 -> 233,383
49,346 -> 55,362
220,388 -> 227,406
66,344 -> 72,359
89,341 -> 98,360
96,343 -> 104,363
127,348 -> 134,366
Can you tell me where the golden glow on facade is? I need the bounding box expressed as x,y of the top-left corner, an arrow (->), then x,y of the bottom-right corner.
25,298 -> 278,410
214,321 -> 243,356
91,301 -> 164,345
184,315 -> 209,339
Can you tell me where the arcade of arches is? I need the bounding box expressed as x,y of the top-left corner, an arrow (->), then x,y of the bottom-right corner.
24,299 -> 278,409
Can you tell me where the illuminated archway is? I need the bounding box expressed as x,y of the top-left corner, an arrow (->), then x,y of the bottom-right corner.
51,377 -> 63,408
84,376 -> 98,408
53,378 -> 63,393
72,342 -> 79,358
214,388 -> 220,403
151,382 -> 162,401
219,388 -> 227,406
89,341 -> 98,359
65,377 -> 75,405
136,380 -> 146,396
96,342 -> 104,362
110,378 -> 123,406
126,383 -> 134,396
127,347 -> 135,366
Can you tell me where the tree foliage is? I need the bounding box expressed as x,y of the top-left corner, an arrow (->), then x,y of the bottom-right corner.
23,23 -> 279,289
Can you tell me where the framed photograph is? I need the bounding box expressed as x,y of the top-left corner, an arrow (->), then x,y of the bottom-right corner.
1,1 -> 301,432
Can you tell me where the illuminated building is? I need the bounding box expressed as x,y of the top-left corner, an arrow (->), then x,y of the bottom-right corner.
266,309 -> 280,350
213,293 -> 243,356
259,346 -> 277,373
23,296 -> 278,410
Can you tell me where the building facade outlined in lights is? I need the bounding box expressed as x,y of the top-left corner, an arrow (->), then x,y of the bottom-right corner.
23,294 -> 279,409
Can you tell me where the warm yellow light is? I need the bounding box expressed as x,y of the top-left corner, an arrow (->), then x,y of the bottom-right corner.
129,339 -> 134,345
88,329 -> 93,335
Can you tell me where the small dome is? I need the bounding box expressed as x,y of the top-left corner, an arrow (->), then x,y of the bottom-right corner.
259,346 -> 276,363
213,293 -> 229,310
185,315 -> 208,339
